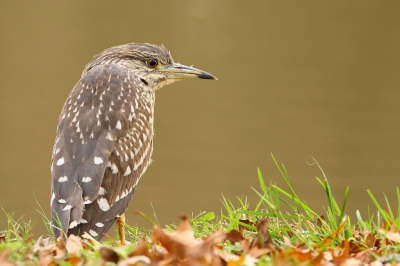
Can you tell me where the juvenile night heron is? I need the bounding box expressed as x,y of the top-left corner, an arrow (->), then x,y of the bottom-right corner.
51,43 -> 216,242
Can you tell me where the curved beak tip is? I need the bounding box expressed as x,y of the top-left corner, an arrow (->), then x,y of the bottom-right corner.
198,74 -> 218,80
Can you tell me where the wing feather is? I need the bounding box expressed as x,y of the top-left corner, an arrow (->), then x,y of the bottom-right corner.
71,79 -> 155,239
51,64 -> 151,238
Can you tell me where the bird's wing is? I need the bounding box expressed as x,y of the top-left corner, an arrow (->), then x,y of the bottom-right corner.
51,63 -> 153,238
74,78 -> 155,239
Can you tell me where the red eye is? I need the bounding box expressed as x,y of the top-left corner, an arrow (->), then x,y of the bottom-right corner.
146,59 -> 158,68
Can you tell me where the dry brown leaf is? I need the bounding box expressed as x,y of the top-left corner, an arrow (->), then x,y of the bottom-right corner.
227,255 -> 261,266
273,251 -> 292,266
0,250 -> 16,266
352,230 -> 361,241
151,220 -> 192,259
38,246 -> 57,266
282,236 -> 294,248
240,237 -> 252,254
151,216 -> 226,264
35,236 -> 67,265
339,258 -> 365,266
225,230 -> 244,244
250,218 -> 273,250
100,247 -> 119,264
181,257 -> 216,266
129,238 -> 165,264
247,246 -> 272,258
56,236 -> 66,250
198,231 -> 226,254
354,248 -> 373,264
236,219 -> 274,259
129,239 -> 151,256
238,219 -> 255,232
310,251 -> 325,265
53,238 -> 67,259
330,240 -> 350,265
65,255 -> 83,266
81,231 -> 101,248
118,255 -> 151,266
370,260 -> 384,266
66,234 -> 84,254
366,233 -> 377,247
315,215 -> 326,228
314,216 -> 347,249
287,248 -> 313,263
379,229 -> 400,243
209,256 -> 226,266
348,240 -> 363,255
218,250 -> 241,264
32,236 -> 51,253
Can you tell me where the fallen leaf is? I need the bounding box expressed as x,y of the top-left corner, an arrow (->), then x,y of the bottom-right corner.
315,215 -> 326,228
331,240 -> 350,264
287,248 -> 313,263
238,219 -> 255,232
340,258 -> 365,266
370,260 -> 384,266
151,216 -> 226,264
56,236 -> 66,250
65,255 -> 83,266
100,247 -> 119,264
226,255 -> 245,266
354,248 -> 373,264
348,240 -> 362,255
240,237 -> 252,254
81,231 -> 101,248
38,245 -> 57,266
247,246 -> 272,258
314,216 -> 347,249
129,238 -> 164,264
32,236 -> 51,253
218,251 -> 241,264
282,236 -> 294,248
250,218 -> 273,249
365,233 -> 377,247
195,230 -> 226,262
118,255 -> 151,266
0,250 -> 15,266
66,234 -> 84,254
53,237 -> 67,259
310,251 -> 325,265
225,230 -> 244,244
379,229 -> 400,243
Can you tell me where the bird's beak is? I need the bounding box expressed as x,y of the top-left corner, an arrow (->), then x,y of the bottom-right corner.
160,63 -> 217,80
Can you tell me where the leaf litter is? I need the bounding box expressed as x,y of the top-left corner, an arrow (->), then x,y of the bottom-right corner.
1,214 -> 400,265
2,159 -> 400,265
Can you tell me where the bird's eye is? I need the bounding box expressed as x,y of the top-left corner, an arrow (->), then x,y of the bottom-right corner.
146,59 -> 158,68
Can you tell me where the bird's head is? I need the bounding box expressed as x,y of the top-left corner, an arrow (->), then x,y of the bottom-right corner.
83,43 -> 217,90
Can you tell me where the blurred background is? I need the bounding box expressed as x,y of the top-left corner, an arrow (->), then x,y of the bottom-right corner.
1,1 -> 399,236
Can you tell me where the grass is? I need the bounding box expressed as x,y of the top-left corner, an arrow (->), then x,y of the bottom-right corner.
1,154 -> 400,265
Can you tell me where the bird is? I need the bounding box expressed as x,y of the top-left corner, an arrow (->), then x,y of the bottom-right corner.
50,42 -> 216,243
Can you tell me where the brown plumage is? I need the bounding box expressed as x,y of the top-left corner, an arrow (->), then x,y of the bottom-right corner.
50,43 -> 216,239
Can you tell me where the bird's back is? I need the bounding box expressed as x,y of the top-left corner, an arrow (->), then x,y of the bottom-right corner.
51,63 -> 155,239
